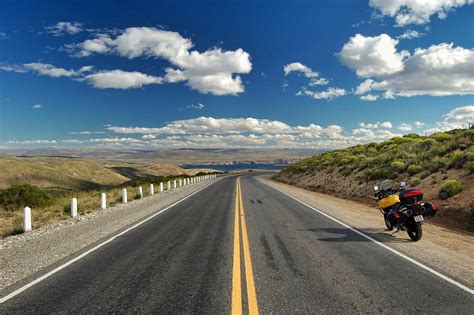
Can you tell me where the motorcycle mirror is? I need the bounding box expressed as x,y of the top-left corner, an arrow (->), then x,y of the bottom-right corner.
374,186 -> 379,191
400,182 -> 406,187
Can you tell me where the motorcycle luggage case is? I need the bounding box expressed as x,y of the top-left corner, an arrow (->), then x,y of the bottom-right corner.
399,189 -> 423,204
422,203 -> 437,218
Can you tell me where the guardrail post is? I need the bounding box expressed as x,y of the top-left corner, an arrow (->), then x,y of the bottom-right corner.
23,207 -> 32,232
173,180 -> 177,189
122,188 -> 127,204
71,198 -> 78,218
139,186 -> 143,199
160,182 -> 164,192
150,184 -> 154,195
167,181 -> 171,190
101,193 -> 107,210
179,179 -> 182,187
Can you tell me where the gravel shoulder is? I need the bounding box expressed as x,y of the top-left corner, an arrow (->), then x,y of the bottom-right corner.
0,178 -> 219,294
260,176 -> 474,288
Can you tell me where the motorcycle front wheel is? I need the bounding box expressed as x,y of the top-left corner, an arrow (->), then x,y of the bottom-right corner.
384,213 -> 393,231
407,221 -> 423,241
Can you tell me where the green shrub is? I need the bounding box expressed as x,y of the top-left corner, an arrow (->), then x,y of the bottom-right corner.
409,177 -> 421,186
407,165 -> 423,175
367,167 -> 393,181
0,184 -> 53,211
432,132 -> 453,142
419,171 -> 431,180
447,150 -> 467,169
439,180 -> 463,199
465,161 -> 474,173
391,160 -> 407,172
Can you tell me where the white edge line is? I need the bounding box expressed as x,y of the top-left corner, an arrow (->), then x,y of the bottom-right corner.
0,178 -> 222,304
258,179 -> 474,295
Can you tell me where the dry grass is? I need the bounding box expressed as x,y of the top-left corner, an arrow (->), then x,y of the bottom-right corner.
0,183 -> 176,238
0,157 -> 128,190
0,156 -> 220,238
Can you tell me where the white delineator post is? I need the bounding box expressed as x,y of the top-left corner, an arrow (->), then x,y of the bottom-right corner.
23,207 -> 32,232
160,182 -> 164,192
150,184 -> 154,195
167,181 -> 171,190
71,198 -> 78,218
122,188 -> 128,204
173,180 -> 177,189
139,186 -> 143,199
179,179 -> 182,187
100,193 -> 107,210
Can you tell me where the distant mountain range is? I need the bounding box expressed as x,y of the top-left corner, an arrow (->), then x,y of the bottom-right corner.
0,148 -> 325,165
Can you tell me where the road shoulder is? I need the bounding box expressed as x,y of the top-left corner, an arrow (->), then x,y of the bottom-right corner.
260,176 -> 474,288
0,179 -> 219,294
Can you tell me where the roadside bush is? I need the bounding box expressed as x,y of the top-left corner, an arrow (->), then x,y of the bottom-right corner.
439,180 -> 463,200
465,161 -> 474,173
432,132 -> 453,142
409,177 -> 421,187
447,150 -> 467,169
0,184 -> 53,211
407,165 -> 423,175
367,167 -> 394,181
391,160 -> 407,172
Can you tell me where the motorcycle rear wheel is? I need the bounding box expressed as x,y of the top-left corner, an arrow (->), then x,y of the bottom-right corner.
407,221 -> 423,241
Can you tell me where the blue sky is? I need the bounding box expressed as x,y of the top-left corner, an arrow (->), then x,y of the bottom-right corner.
0,0 -> 473,149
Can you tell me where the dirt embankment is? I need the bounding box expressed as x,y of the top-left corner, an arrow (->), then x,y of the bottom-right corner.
274,169 -> 474,232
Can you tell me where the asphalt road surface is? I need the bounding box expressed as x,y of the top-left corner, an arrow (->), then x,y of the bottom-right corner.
1,175 -> 473,313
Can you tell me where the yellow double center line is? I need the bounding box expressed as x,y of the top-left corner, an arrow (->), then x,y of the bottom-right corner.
232,177 -> 259,315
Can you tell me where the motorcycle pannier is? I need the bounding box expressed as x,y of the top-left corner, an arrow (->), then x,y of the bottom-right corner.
422,202 -> 437,218
399,189 -> 423,204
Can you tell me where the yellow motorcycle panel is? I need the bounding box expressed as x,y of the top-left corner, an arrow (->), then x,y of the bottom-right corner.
378,194 -> 400,209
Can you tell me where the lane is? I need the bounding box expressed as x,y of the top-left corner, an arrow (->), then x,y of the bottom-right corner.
240,175 -> 474,313
1,173 -> 472,314
0,176 -> 235,314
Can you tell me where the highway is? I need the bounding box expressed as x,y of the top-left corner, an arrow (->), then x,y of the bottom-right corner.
1,175 -> 473,313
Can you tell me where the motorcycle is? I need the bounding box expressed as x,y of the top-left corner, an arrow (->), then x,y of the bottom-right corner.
374,180 -> 437,241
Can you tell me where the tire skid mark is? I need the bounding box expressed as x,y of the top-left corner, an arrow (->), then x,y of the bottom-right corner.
259,235 -> 278,270
273,234 -> 302,277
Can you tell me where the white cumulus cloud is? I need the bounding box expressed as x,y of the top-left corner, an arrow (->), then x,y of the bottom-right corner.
83,70 -> 163,89
344,35 -> 474,98
398,123 -> 413,131
69,27 -> 252,95
360,94 -> 379,101
369,0 -> 474,26
297,87 -> 347,100
45,22 -> 83,36
339,34 -> 408,78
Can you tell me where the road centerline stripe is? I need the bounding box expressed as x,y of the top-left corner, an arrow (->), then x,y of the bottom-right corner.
231,178 -> 243,315
238,178 -> 259,315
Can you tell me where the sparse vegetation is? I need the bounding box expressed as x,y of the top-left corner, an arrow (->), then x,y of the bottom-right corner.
439,180 -> 463,200
275,129 -> 473,231
409,177 -> 421,187
0,184 -> 53,211
0,164 -> 221,237
281,129 -> 473,183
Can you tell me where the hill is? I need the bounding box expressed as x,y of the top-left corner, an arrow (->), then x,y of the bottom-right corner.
274,129 -> 474,231
0,157 -> 213,191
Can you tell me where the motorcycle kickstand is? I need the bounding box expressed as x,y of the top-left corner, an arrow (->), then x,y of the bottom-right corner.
391,228 -> 400,236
